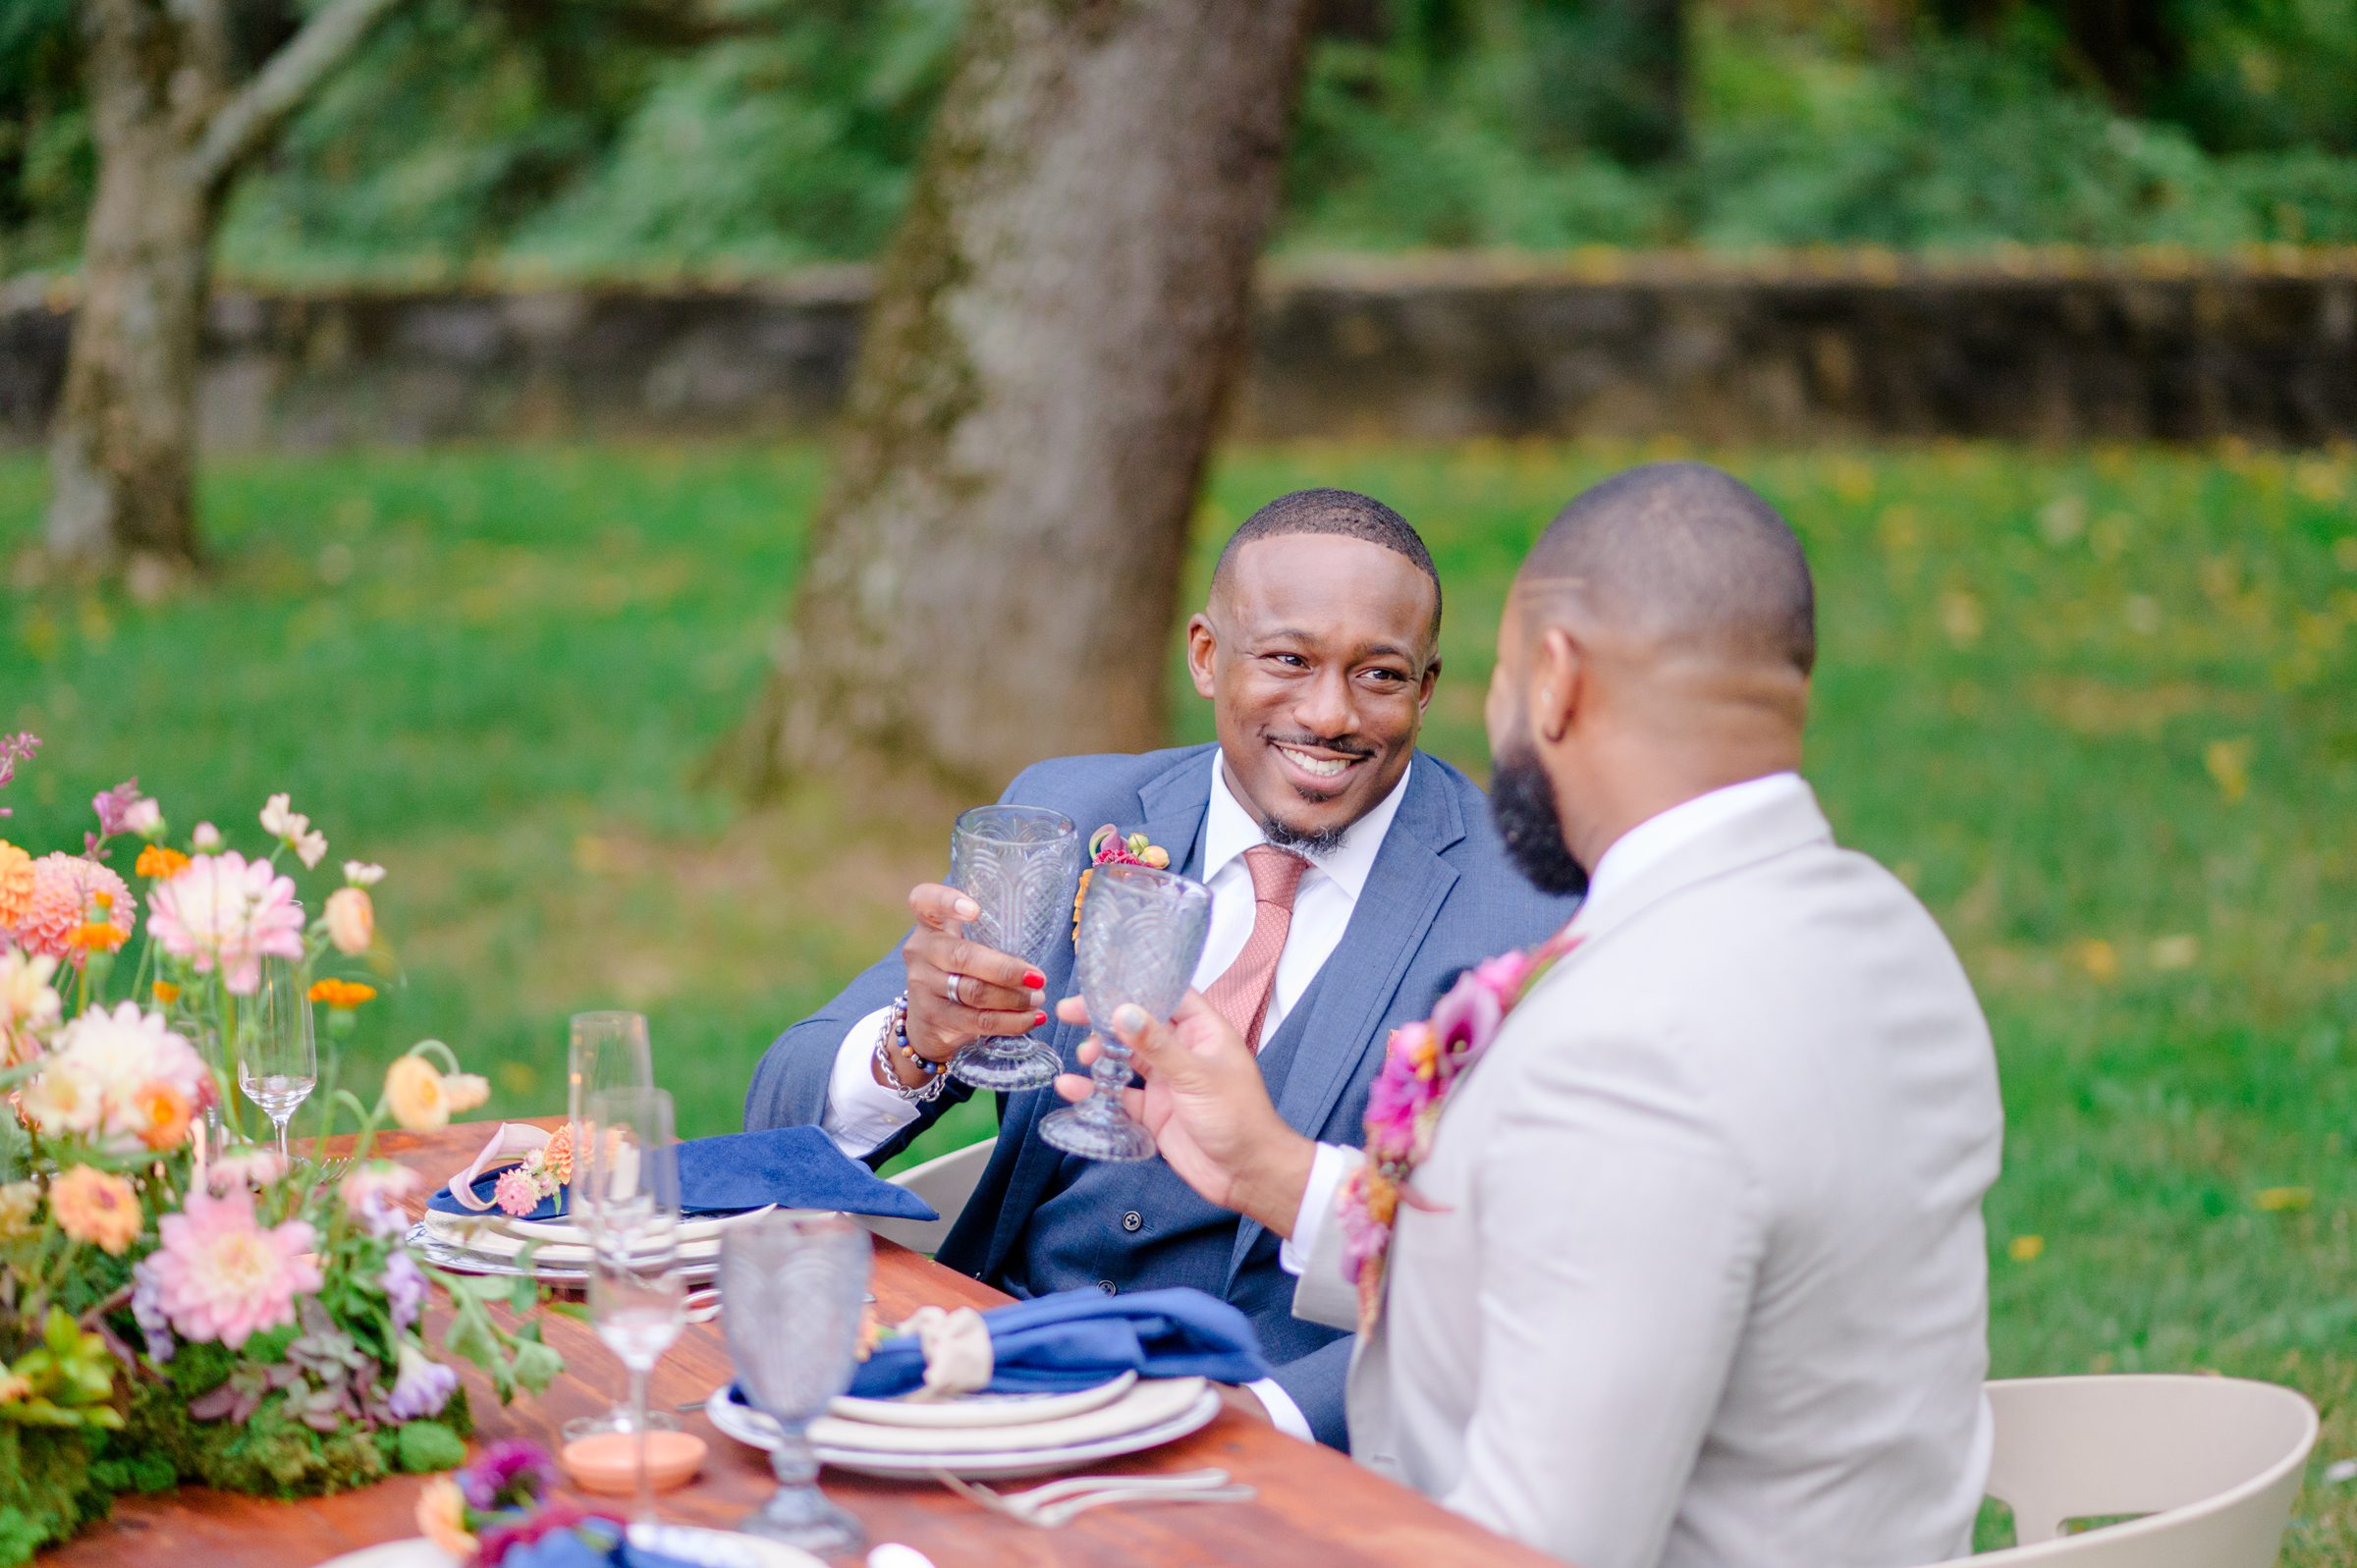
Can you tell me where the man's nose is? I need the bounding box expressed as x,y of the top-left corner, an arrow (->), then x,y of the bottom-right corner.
1292,667 -> 1358,739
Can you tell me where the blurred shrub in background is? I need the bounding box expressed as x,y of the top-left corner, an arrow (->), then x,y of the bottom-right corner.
5,0 -> 2357,278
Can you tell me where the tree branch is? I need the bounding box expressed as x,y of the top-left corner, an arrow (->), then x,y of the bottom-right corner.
190,0 -> 410,193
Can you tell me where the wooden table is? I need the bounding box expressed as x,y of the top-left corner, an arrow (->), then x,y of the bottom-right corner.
48,1119 -> 1553,1568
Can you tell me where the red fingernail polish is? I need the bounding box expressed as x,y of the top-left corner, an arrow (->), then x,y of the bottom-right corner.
1024,970 -> 1046,989
1034,1010 -> 1049,1027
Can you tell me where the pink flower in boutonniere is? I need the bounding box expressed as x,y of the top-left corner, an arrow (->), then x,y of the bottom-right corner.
1073,824 -> 1172,938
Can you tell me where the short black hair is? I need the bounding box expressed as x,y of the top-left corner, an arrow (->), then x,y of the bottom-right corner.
1211,488 -> 1442,637
1527,462 -> 1815,676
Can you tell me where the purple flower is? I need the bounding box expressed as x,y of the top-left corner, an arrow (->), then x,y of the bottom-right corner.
385,1341 -> 459,1422
380,1250 -> 426,1335
464,1438 -> 561,1511
0,732 -> 35,817
1428,969 -> 1506,1064
131,1260 -> 175,1364
91,778 -> 143,838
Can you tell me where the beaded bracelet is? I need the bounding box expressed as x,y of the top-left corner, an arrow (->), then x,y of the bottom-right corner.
873,994 -> 951,1104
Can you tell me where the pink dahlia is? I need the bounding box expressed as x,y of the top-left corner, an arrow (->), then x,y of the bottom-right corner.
144,1184 -> 321,1350
15,854 -> 135,968
145,852 -> 304,995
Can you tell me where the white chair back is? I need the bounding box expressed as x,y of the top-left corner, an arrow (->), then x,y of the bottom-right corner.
860,1135 -> 998,1256
1956,1375 -> 2317,1566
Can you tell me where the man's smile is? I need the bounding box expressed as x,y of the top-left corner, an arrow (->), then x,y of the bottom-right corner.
1272,740 -> 1369,788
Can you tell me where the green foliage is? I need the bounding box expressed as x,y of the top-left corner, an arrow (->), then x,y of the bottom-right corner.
394,1417 -> 466,1474
0,1425 -> 106,1567
10,0 -> 2357,275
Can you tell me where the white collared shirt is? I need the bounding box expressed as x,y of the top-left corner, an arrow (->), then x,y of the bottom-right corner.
815,750 -> 1414,1443
1286,771 -> 1811,1276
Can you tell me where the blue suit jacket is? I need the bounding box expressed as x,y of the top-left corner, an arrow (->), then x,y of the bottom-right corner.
744,743 -> 1576,1449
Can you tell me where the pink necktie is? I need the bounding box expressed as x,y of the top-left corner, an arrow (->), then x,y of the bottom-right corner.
1204,845 -> 1312,1052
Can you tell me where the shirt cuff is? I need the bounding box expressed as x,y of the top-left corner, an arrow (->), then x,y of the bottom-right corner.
1278,1141 -> 1356,1277
821,1004 -> 923,1158
1245,1378 -> 1314,1442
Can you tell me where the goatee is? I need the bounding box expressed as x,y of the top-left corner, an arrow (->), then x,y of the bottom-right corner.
1489,741 -> 1588,897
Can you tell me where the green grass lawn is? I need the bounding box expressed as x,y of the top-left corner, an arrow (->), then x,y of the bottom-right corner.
3,438 -> 2353,1556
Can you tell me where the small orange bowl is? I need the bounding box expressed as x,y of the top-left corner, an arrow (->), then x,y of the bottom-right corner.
560,1430 -> 707,1495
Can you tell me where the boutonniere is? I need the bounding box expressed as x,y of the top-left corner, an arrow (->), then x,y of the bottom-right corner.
1073,824 -> 1172,937
1336,925 -> 1584,1332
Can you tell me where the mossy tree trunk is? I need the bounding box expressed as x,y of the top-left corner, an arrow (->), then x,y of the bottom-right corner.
734,0 -> 1317,798
44,0 -> 409,571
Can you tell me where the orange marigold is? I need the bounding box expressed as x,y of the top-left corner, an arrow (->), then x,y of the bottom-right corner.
308,978 -> 377,1008
68,920 -> 130,954
135,844 -> 191,880
152,981 -> 181,1004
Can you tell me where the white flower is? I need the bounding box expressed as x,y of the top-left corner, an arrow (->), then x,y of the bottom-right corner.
292,828 -> 328,870
24,1002 -> 205,1154
192,822 -> 223,852
343,861 -> 386,888
258,793 -> 301,838
124,798 -> 164,838
0,948 -> 63,1066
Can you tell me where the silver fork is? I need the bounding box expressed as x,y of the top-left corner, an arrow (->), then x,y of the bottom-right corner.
932,1468 -> 1254,1528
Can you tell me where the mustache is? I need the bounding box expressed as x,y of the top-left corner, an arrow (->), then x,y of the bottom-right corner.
1265,731 -> 1377,760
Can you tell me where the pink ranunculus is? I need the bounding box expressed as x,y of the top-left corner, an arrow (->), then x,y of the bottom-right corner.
1469,946 -> 1538,1000
144,1184 -> 321,1350
493,1166 -> 540,1217
323,887 -> 373,954
145,851 -> 304,996
14,853 -> 135,967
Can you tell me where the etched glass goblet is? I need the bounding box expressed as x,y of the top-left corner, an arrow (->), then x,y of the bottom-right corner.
1038,862 -> 1213,1162
944,805 -> 1081,1091
720,1213 -> 872,1555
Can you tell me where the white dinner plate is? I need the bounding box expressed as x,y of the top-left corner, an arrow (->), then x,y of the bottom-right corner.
707,1379 -> 1225,1479
831,1371 -> 1136,1430
311,1529 -> 824,1568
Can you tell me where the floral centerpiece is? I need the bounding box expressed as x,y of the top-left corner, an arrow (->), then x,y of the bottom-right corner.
0,737 -> 561,1566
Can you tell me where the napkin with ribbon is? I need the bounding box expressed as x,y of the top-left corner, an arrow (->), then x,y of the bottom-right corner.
843,1286 -> 1269,1399
426,1123 -> 938,1223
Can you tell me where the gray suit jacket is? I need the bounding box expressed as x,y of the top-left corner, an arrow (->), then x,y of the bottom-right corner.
1295,781 -> 2003,1568
746,744 -> 1578,1449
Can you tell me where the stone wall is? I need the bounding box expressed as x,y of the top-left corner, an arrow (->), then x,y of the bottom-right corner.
4,249 -> 2353,450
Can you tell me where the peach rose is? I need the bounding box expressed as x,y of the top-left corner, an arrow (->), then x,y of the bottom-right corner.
324,887 -> 375,955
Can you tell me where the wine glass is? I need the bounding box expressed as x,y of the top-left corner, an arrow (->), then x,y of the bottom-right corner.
236,958 -> 316,1165
944,806 -> 1081,1091
564,1011 -> 661,1442
580,1085 -> 686,1533
720,1212 -> 871,1554
1038,862 -> 1213,1162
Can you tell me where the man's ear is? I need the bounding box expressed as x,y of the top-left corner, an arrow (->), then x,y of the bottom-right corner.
1416,653 -> 1442,713
1184,612 -> 1219,700
1535,626 -> 1582,745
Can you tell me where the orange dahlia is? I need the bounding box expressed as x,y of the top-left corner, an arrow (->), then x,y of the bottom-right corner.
0,840 -> 31,931
135,844 -> 191,880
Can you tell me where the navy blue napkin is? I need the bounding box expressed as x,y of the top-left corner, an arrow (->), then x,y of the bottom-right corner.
426,1125 -> 937,1223
843,1286 -> 1269,1398
499,1522 -> 692,1568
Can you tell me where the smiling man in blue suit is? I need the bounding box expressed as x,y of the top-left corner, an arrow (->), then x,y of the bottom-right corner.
745,488 -> 1576,1450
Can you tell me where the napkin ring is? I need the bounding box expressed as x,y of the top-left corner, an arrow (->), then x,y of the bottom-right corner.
875,994 -> 951,1104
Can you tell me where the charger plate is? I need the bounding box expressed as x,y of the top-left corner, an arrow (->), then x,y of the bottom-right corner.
832,1371 -> 1135,1430
707,1378 -> 1223,1479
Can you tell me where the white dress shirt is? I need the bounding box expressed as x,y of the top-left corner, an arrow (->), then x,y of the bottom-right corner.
816,751 -> 1415,1440
1283,773 -> 1807,1282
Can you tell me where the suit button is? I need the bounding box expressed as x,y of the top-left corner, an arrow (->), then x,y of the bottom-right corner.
1122,1211 -> 1143,1233
1096,1279 -> 1117,1295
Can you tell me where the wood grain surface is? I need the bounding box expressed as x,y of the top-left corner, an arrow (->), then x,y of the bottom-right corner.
44,1118 -> 1556,1568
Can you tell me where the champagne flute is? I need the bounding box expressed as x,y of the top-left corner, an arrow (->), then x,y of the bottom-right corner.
580,1085 -> 686,1534
944,806 -> 1081,1090
564,1011 -> 662,1441
236,957 -> 317,1166
720,1212 -> 871,1554
1038,862 -> 1213,1162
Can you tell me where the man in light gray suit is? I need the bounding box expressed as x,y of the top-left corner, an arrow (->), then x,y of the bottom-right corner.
1057,462 -> 2004,1568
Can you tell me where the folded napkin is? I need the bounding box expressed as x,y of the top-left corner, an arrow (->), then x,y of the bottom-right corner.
844,1286 -> 1269,1399
427,1125 -> 938,1224
498,1521 -> 688,1568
